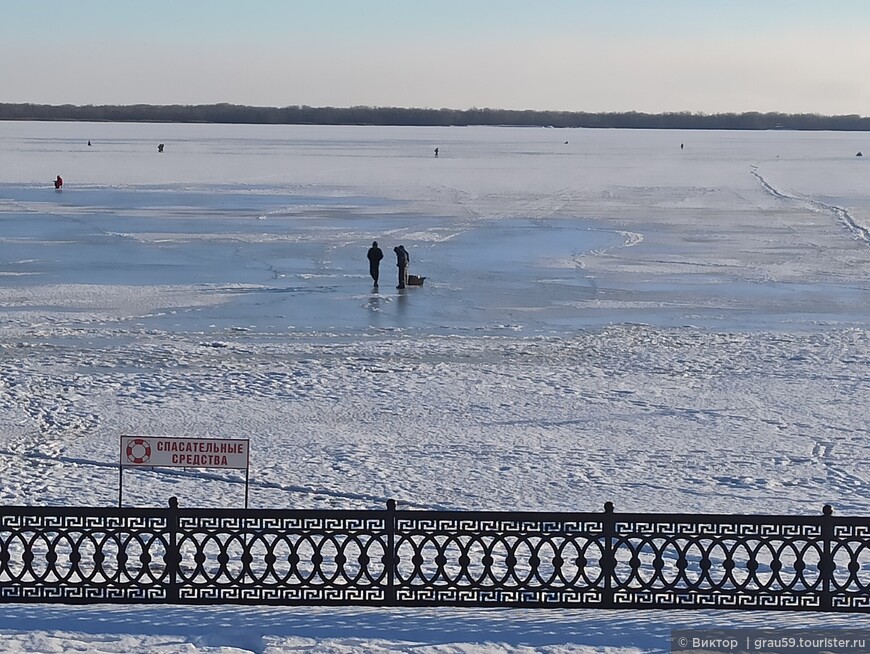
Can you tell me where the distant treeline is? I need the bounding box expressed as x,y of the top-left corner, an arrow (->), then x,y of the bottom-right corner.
2,103 -> 870,131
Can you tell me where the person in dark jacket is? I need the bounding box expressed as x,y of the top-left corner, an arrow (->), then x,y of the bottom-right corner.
367,240 -> 384,287
394,245 -> 409,289
54,175 -> 63,190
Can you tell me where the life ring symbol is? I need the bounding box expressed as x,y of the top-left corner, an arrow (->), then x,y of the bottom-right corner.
126,438 -> 152,464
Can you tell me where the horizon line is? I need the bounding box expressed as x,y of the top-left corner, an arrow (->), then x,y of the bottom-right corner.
2,102 -> 869,119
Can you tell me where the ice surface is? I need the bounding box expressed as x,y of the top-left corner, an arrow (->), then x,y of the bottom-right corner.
1,121 -> 870,651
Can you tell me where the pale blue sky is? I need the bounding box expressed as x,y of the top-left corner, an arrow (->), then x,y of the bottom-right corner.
2,0 -> 869,114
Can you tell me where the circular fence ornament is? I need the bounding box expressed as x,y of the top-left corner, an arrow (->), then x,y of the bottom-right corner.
126,438 -> 152,464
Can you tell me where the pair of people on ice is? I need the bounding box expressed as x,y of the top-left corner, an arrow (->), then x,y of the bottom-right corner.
366,241 -> 409,289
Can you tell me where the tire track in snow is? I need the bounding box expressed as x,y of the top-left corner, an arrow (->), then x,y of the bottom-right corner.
751,166 -> 870,243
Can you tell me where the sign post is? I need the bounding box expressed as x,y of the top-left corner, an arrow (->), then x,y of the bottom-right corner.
119,435 -> 251,508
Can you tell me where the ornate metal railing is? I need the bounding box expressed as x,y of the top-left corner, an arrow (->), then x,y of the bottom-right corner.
1,499 -> 868,610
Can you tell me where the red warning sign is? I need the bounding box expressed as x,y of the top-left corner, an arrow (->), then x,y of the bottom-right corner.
120,436 -> 249,469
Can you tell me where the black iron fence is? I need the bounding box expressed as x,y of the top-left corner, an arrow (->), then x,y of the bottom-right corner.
1,499 -> 869,611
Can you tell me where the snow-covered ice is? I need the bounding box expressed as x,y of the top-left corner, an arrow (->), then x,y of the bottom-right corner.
1,121 -> 870,652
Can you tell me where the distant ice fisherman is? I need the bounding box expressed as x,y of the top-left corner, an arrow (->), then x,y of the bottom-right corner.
54,175 -> 63,190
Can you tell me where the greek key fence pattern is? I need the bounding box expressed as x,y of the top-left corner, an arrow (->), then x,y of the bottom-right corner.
1,499 -> 868,610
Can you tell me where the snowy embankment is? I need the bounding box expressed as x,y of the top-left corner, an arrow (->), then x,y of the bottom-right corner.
1,122 -> 870,652
2,326 -> 870,517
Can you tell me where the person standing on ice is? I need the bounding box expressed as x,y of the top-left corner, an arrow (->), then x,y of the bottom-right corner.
394,245 -> 409,289
54,175 -> 63,190
367,240 -> 384,287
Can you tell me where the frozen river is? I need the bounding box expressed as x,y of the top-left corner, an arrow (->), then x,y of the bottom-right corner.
3,122 -> 869,337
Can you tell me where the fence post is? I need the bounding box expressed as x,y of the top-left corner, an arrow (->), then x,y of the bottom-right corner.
820,504 -> 834,611
602,501 -> 615,609
385,499 -> 397,607
165,496 -> 180,603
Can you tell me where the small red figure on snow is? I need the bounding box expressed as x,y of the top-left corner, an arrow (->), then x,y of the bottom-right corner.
54,175 -> 63,190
